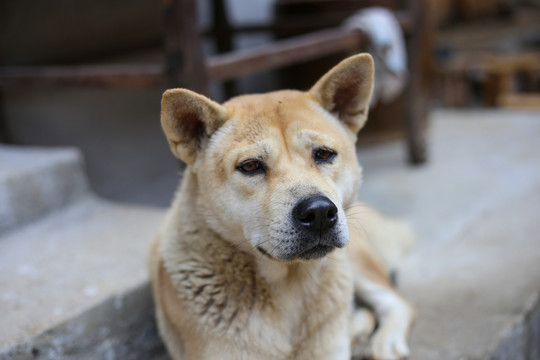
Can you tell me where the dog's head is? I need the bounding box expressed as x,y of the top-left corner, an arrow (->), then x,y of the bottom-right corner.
161,54 -> 374,261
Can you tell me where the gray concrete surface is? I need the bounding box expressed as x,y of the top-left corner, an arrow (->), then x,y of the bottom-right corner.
1,284 -> 168,360
358,109 -> 540,360
0,195 -> 164,352
3,88 -> 181,207
0,145 -> 88,235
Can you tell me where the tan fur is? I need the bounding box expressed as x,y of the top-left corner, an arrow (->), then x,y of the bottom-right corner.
150,54 -> 414,360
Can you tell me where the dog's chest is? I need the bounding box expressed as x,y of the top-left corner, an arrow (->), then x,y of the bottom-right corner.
163,236 -> 273,334
164,235 -> 353,357
274,258 -> 354,354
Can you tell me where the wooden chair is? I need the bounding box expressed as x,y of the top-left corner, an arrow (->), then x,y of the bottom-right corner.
0,0 -> 430,163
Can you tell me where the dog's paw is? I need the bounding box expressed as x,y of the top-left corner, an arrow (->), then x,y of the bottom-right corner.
366,329 -> 409,360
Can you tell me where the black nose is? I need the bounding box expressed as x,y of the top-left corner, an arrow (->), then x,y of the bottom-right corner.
294,196 -> 338,232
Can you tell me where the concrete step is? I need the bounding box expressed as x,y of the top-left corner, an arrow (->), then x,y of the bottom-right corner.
1,283 -> 168,360
0,145 -> 167,359
0,195 -> 165,357
359,109 -> 540,360
0,145 -> 88,235
401,182 -> 540,360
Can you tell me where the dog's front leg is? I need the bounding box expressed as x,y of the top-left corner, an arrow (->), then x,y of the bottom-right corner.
354,275 -> 414,360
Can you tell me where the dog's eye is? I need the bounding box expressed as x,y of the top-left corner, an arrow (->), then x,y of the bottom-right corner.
237,160 -> 266,175
313,148 -> 337,164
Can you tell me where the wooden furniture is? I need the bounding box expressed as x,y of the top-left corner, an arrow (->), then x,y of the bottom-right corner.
436,51 -> 540,108
0,0 -> 430,164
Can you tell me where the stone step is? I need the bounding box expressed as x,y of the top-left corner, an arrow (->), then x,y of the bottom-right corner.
401,183 -> 540,360
0,145 -> 88,235
358,109 -> 540,360
0,195 -> 165,358
1,284 -> 168,360
0,144 -> 168,359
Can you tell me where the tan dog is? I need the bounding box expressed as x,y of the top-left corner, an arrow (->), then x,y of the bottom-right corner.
150,54 -> 415,360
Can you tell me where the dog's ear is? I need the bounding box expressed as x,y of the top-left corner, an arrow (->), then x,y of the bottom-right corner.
161,88 -> 227,164
309,54 -> 374,134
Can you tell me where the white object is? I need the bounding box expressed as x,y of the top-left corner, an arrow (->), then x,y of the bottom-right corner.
344,7 -> 408,104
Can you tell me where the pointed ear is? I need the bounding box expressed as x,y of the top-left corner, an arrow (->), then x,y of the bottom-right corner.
161,88 -> 227,164
309,54 -> 374,134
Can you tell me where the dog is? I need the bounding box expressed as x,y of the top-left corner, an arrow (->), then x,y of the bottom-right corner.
149,54 -> 415,360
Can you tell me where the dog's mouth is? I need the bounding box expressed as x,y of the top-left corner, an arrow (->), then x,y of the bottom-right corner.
297,244 -> 335,260
257,244 -> 335,261
256,246 -> 276,260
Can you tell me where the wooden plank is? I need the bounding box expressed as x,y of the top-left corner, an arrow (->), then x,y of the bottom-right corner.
499,93 -> 540,109
208,28 -> 365,81
0,65 -> 165,88
0,28 -> 366,88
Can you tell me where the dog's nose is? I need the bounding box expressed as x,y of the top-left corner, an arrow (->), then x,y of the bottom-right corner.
294,196 -> 338,232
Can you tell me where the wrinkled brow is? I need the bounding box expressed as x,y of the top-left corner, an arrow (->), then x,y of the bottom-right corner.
232,142 -> 271,164
295,129 -> 337,148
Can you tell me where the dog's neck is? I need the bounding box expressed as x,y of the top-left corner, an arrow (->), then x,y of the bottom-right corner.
257,254 -> 329,285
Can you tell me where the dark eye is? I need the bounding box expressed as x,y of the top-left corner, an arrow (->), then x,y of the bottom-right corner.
313,148 -> 337,164
237,159 -> 266,175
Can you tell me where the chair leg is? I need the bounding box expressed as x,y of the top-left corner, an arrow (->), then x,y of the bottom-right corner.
212,0 -> 237,98
0,91 -> 11,143
404,0 -> 431,165
162,0 -> 209,95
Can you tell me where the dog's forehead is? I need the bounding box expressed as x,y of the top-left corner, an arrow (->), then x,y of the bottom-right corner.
222,90 -> 336,141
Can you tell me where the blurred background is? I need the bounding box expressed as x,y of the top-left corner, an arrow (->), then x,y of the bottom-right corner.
2,0 -> 538,206
1,0 -> 539,359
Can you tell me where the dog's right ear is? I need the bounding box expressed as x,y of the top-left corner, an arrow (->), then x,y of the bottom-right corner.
161,89 -> 227,164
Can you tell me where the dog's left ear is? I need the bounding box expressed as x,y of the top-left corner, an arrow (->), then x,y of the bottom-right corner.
309,54 -> 374,134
